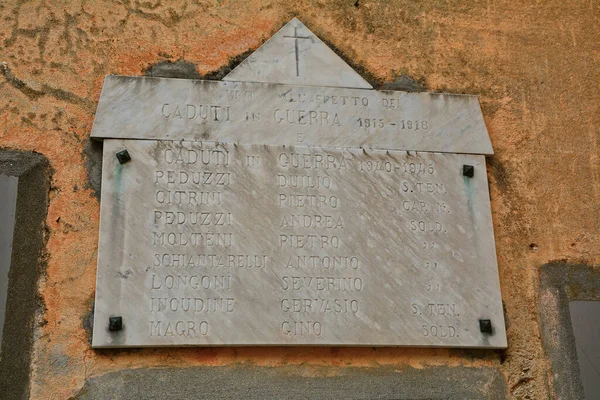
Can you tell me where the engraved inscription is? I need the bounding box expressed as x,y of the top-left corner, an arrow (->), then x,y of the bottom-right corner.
283,26 -> 311,77
92,76 -> 494,156
93,140 -> 505,348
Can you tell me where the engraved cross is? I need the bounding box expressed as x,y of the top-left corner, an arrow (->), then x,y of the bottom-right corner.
284,27 -> 311,77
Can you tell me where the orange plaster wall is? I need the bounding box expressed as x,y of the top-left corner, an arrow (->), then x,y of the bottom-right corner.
0,1 -> 598,398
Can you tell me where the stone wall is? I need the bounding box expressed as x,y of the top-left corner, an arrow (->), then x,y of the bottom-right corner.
0,1 -> 598,398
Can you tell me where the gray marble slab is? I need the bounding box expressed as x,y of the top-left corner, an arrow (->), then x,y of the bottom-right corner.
90,76 -> 493,155
223,18 -> 373,89
92,139 -> 506,348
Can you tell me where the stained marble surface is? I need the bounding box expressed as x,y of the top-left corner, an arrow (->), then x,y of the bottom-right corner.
223,18 -> 373,89
92,139 -> 506,348
90,76 -> 493,155
91,17 -> 504,348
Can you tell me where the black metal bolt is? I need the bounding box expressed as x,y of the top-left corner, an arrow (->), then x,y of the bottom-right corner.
109,316 -> 123,331
479,319 -> 493,334
462,165 -> 474,178
116,149 -> 131,164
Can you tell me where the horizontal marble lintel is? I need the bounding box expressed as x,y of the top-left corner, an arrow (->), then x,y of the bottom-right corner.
90,76 -> 493,155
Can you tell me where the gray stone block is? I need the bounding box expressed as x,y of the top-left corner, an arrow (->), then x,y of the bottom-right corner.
74,365 -> 507,400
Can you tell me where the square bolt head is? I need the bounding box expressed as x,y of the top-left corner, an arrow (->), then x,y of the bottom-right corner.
462,164 -> 474,178
479,319 -> 493,334
109,316 -> 123,331
116,149 -> 131,164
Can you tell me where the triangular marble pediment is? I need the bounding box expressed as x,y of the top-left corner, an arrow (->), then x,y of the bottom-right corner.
223,18 -> 372,89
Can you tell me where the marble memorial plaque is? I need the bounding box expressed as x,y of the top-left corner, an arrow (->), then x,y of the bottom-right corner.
92,139 -> 506,348
91,17 -> 506,349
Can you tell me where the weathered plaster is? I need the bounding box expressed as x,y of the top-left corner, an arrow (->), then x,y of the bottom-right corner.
0,1 -> 598,398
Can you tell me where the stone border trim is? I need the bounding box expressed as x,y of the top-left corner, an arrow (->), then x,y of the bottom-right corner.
539,262 -> 600,399
0,150 -> 50,400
